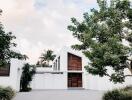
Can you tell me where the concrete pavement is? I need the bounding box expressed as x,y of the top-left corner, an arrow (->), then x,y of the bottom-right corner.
13,90 -> 104,100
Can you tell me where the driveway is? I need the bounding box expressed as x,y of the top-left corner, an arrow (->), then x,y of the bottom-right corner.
13,90 -> 104,100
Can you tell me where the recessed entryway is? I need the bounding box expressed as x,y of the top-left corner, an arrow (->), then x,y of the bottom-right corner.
68,73 -> 82,88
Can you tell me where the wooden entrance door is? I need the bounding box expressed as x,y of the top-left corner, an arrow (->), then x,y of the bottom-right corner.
68,73 -> 82,87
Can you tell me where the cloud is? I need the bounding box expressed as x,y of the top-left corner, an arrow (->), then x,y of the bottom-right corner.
0,0 -> 97,64
16,38 -> 49,64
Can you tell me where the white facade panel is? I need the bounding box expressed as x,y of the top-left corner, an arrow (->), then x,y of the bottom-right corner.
51,73 -> 67,89
31,72 -> 67,90
31,74 -> 45,89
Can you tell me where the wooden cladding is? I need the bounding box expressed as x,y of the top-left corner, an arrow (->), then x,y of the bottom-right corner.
68,53 -> 82,70
68,73 -> 82,87
0,64 -> 10,76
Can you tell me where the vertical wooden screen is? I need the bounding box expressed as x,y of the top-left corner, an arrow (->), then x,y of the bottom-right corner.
68,53 -> 82,71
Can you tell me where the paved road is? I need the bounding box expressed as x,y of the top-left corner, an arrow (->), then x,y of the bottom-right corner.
13,90 -> 104,100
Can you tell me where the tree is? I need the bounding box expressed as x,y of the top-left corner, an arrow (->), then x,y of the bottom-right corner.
20,63 -> 36,92
0,10 -> 27,67
39,50 -> 56,67
68,0 -> 132,83
36,60 -> 48,67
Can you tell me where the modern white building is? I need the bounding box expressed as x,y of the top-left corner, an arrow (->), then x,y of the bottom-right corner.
0,47 -> 131,91
31,47 -> 132,90
0,59 -> 25,91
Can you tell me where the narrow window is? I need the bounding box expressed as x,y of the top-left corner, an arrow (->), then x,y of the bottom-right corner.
53,62 -> 55,71
56,60 -> 57,70
58,56 -> 60,70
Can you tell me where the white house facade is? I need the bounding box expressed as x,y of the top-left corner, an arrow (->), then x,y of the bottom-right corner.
31,47 -> 132,90
0,59 -> 25,91
0,47 -> 131,91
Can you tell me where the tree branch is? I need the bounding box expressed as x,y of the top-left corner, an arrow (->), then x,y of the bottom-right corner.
125,75 -> 132,77
105,73 -> 111,78
127,58 -> 132,62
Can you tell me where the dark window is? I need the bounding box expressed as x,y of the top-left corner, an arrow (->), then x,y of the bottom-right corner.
58,56 -> 60,70
0,63 -> 10,76
53,62 -> 55,70
56,60 -> 57,70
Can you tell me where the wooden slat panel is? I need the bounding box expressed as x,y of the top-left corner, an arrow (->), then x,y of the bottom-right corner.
68,53 -> 82,71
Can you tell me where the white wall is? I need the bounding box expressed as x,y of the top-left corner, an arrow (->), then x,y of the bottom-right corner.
0,59 -> 24,91
84,69 -> 132,91
31,72 -> 67,90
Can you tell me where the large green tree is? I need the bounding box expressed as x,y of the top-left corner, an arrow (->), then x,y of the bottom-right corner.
68,0 -> 132,83
0,11 -> 27,67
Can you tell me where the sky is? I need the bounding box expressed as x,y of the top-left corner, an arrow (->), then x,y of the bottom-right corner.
0,0 -> 98,64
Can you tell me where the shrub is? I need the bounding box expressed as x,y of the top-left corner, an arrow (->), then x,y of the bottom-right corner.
103,86 -> 132,100
20,63 -> 36,92
122,85 -> 132,91
0,86 -> 15,100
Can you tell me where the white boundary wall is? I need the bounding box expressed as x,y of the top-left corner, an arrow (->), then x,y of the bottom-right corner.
0,59 -> 24,91
31,72 -> 67,89
84,68 -> 132,90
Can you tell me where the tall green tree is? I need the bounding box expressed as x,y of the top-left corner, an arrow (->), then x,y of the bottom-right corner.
68,0 -> 132,83
39,50 -> 56,66
0,11 -> 27,67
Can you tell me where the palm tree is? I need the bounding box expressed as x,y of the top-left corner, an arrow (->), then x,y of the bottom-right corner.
40,50 -> 56,67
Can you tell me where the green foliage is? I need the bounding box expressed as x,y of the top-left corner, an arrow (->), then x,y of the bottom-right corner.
0,11 -> 27,67
103,86 -> 132,100
0,86 -> 15,100
20,63 -> 36,92
68,0 -> 132,83
36,61 -> 51,67
123,85 -> 132,91
39,50 -> 56,66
